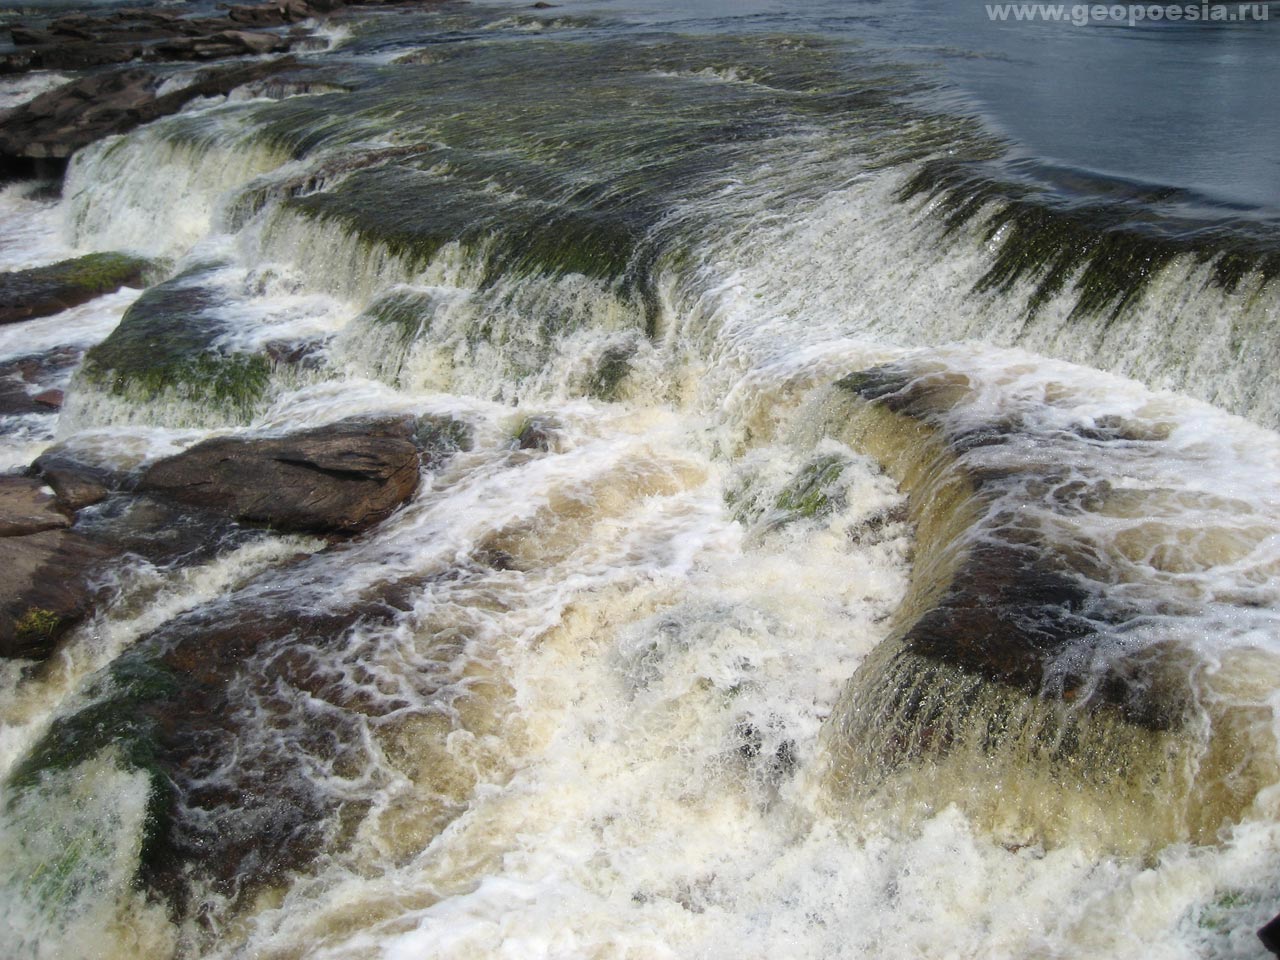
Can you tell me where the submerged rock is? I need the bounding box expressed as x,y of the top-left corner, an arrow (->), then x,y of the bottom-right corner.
137,416 -> 426,534
6,561 -> 412,910
79,265 -> 272,420
0,252 -> 150,325
512,415 -> 561,453
816,361 -> 1241,855
7,412 -> 467,910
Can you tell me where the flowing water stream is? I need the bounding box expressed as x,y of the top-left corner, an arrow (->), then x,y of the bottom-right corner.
4,1 -> 1280,957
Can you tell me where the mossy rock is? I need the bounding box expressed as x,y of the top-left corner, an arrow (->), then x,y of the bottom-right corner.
586,343 -> 634,401
80,266 -> 270,420
0,252 -> 153,325
12,608 -> 63,644
773,452 -> 850,522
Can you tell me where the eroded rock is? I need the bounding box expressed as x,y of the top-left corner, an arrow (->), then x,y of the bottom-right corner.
0,57 -> 304,164
0,252 -> 151,325
137,416 -> 425,534
0,475 -> 69,536
0,527 -> 113,659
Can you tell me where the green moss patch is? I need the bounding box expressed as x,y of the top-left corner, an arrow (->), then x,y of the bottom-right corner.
80,266 -> 270,421
0,252 -> 154,325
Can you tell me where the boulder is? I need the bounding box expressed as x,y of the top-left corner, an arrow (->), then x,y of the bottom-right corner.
0,528 -> 113,659
0,475 -> 69,536
30,448 -> 119,511
137,416 -> 424,534
0,252 -> 151,325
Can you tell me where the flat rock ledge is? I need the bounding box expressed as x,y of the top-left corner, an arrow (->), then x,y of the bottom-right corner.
137,415 -> 425,534
0,476 -> 111,660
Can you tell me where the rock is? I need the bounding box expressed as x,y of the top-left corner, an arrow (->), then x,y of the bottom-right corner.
512,415 -> 561,452
79,263 -> 273,419
0,379 -> 43,416
0,253 -> 150,325
31,389 -> 63,409
30,448 -> 119,511
1,38 -> 145,73
138,416 -> 424,534
0,348 -> 82,416
6,547 -> 422,911
0,475 -> 69,536
228,5 -> 290,26
264,338 -> 325,367
217,29 -> 291,54
151,29 -> 291,61
0,528 -> 113,659
9,27 -> 57,46
1260,913 -> 1280,956
0,57 -> 304,165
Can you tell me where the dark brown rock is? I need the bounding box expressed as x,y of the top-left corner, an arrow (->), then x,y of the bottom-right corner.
0,528 -> 113,659
0,475 -> 69,536
31,389 -> 63,409
138,416 -> 423,534
1260,913 -> 1280,956
513,415 -> 561,452
0,253 -> 150,325
30,449 -> 119,511
228,4 -> 290,26
0,56 -> 304,163
8,546 -> 426,910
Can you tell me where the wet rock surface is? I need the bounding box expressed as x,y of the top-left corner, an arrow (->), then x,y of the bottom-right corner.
832,364 -> 1182,728
8,557 -> 420,911
0,525 -> 114,660
7,414 -> 469,910
1,0 -> 453,76
138,415 -> 425,534
0,253 -> 150,325
0,349 -> 81,417
0,58 -> 307,169
29,446 -> 120,511
0,475 -> 69,536
0,414 -> 464,662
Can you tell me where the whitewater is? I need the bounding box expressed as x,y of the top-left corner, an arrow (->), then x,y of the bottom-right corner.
3,1 -> 1280,958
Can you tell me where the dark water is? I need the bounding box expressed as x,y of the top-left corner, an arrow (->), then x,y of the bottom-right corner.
461,0 -> 1280,215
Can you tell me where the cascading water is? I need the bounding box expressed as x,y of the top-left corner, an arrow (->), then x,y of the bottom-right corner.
5,2 -> 1280,958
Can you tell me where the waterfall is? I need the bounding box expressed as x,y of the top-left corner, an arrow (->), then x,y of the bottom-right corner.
5,4 -> 1280,958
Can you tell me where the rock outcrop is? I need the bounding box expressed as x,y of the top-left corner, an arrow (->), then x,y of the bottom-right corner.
0,476 -> 113,659
0,57 -> 304,167
0,252 -> 151,325
137,416 -> 425,534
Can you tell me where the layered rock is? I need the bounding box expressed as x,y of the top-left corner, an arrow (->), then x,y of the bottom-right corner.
0,476 -> 112,659
816,362 -> 1257,855
137,415 -> 425,534
0,252 -> 151,325
0,57 -> 305,167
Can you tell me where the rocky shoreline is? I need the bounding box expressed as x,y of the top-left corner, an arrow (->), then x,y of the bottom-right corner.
0,0 -> 464,662
1,414 -> 462,660
0,0 -> 454,178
